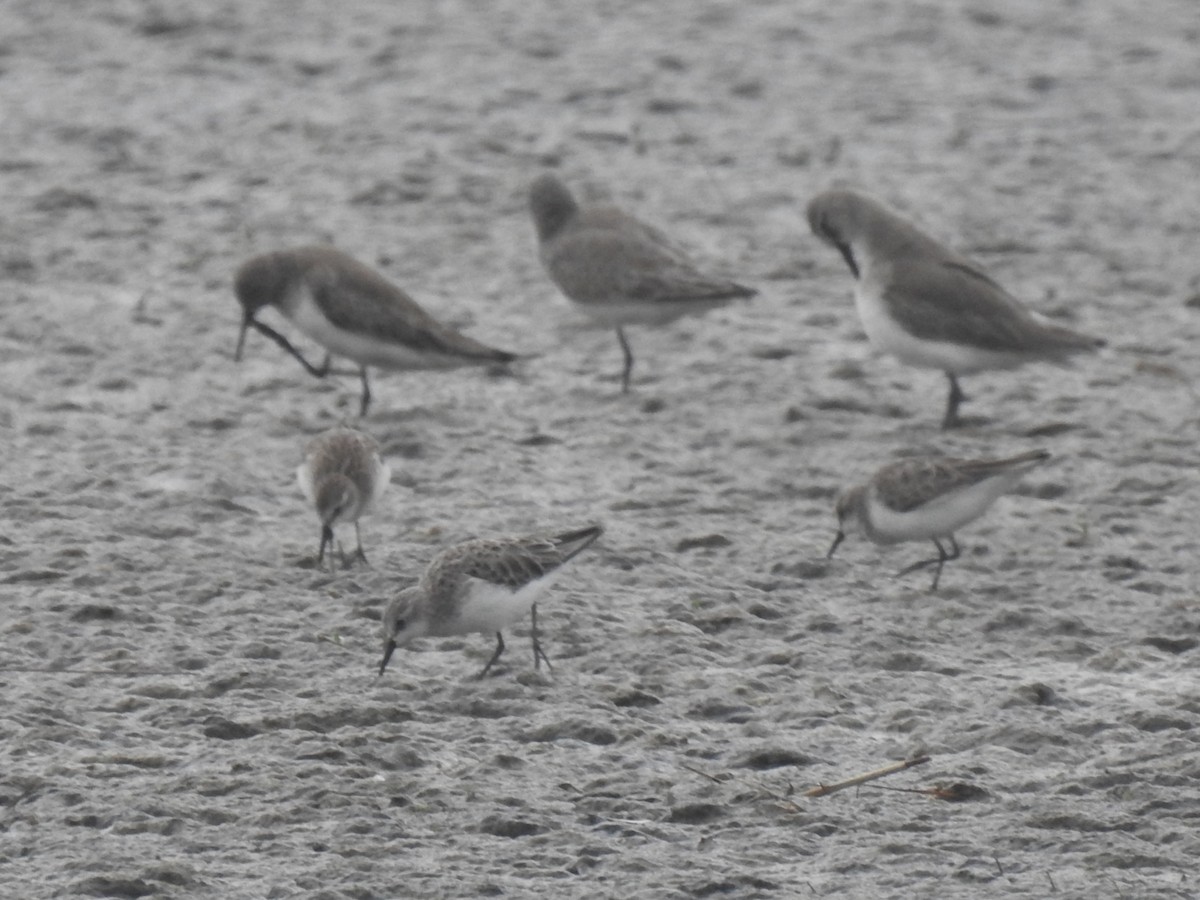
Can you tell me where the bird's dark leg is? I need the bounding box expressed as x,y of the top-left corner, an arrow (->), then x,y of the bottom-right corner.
353,523 -> 369,566
476,632 -> 506,679
942,373 -> 967,429
897,536 -> 961,591
318,525 -> 335,572
616,327 -> 634,393
937,535 -> 961,591
827,529 -> 846,559
530,604 -> 553,672
235,317 -> 252,362
358,366 -> 372,416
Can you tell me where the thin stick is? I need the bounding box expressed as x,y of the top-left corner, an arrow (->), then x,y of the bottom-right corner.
679,763 -> 730,785
756,779 -> 802,814
804,755 -> 931,798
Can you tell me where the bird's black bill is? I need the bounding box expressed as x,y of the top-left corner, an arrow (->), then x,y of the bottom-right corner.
378,639 -> 397,676
827,530 -> 846,559
234,315 -> 252,362
245,318 -> 333,378
836,242 -> 859,279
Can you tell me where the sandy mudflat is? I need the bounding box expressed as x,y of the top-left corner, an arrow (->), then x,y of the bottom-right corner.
1,1 -> 1198,897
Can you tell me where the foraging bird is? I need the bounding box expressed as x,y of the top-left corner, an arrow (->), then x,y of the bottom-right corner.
807,189 -> 1103,428
234,245 -> 518,415
828,449 -> 1051,590
379,524 -> 604,678
297,427 -> 391,570
529,173 -> 756,392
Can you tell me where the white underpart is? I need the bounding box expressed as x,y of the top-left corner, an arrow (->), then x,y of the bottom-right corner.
854,269 -> 1022,376
866,474 -> 1022,544
448,569 -> 565,636
286,285 -> 460,370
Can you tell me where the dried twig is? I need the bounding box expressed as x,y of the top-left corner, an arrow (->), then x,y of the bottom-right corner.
756,779 -> 802,814
804,755 -> 931,798
679,763 -> 733,785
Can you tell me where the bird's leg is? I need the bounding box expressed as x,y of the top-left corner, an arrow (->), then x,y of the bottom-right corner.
476,632 -> 506,679
358,366 -> 372,416
530,603 -> 553,672
942,373 -> 967,429
318,525 -> 334,572
353,523 -> 369,566
932,535 -> 961,592
896,536 -> 960,591
616,327 -> 634,393
827,529 -> 846,559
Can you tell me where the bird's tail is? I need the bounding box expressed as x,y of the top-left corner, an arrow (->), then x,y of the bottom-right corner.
1037,322 -> 1105,359
551,524 -> 605,563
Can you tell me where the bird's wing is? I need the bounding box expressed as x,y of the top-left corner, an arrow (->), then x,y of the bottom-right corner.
426,528 -> 600,597
882,258 -> 1072,354
547,227 -> 755,306
458,537 -> 561,589
872,458 -> 992,513
875,453 -> 1047,513
309,261 -> 514,362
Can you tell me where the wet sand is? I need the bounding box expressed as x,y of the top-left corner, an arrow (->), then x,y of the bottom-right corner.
1,1 -> 1198,897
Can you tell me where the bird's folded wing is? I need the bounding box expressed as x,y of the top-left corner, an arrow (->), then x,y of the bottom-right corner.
873,458 -> 988,512
550,231 -> 754,305
311,265 -> 507,360
460,540 -> 557,589
883,260 -> 1047,353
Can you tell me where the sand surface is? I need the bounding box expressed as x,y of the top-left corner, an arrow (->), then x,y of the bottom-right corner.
2,1 -> 1199,898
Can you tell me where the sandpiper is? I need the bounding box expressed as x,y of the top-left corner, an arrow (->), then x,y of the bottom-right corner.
297,426 -> 391,570
234,245 -> 518,415
807,189 -> 1103,428
827,449 -> 1050,590
378,524 -> 603,678
529,173 -> 756,392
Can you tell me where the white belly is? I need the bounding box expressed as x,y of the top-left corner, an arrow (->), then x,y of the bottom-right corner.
448,570 -> 563,636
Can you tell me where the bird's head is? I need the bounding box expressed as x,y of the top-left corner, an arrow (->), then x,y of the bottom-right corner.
806,189 -> 874,279
528,173 -> 579,243
828,485 -> 867,558
378,587 -> 425,676
233,252 -> 289,360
